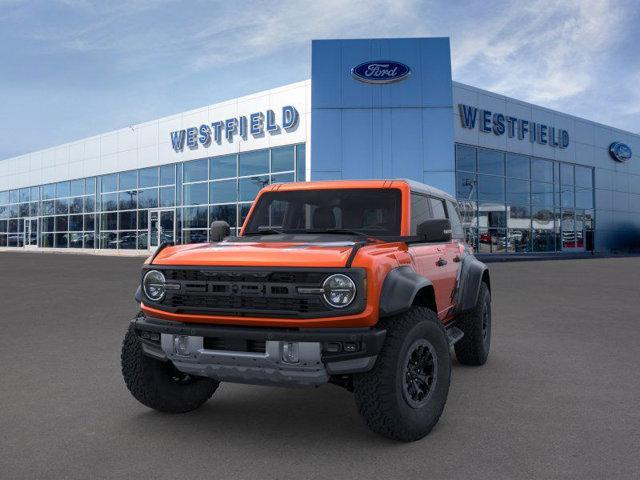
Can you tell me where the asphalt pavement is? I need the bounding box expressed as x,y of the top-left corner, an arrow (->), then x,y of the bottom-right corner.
1,252 -> 639,479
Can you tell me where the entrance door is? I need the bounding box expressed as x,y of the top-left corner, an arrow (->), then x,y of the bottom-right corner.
148,209 -> 176,251
561,209 -> 585,252
23,217 -> 38,248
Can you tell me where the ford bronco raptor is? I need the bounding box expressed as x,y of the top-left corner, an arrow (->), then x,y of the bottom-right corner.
122,179 -> 491,441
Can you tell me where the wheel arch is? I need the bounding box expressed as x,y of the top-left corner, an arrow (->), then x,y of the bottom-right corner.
379,266 -> 436,318
456,254 -> 490,313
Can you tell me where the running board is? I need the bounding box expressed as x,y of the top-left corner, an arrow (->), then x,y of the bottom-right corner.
446,326 -> 464,346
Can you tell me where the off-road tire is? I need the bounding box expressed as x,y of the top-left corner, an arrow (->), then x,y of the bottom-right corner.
121,325 -> 219,413
454,282 -> 491,366
353,307 -> 451,442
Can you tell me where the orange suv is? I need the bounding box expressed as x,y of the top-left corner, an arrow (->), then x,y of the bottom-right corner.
122,179 -> 491,441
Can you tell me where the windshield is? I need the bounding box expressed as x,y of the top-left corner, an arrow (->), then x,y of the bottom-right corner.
243,188 -> 402,237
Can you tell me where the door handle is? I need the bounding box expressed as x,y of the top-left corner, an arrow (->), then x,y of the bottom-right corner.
436,258 -> 447,267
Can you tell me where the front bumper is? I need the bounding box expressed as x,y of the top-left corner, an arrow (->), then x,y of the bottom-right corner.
133,315 -> 386,388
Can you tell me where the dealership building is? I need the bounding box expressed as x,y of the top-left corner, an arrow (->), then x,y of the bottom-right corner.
1,37 -> 639,255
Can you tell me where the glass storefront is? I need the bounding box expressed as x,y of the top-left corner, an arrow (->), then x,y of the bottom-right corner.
455,144 -> 595,254
0,144 -> 305,250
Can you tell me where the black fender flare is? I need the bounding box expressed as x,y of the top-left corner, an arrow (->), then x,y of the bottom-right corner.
379,266 -> 434,318
134,286 -> 142,303
455,254 -> 490,313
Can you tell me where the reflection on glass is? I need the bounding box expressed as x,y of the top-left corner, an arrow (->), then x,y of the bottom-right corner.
456,144 -> 476,172
506,154 -> 529,179
477,228 -> 507,253
477,175 -> 505,203
478,148 -> 504,175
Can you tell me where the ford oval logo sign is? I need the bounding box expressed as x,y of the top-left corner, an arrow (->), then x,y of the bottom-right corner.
351,61 -> 411,84
609,142 -> 632,162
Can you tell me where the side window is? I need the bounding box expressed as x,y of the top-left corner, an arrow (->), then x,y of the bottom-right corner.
446,200 -> 464,239
410,193 -> 431,235
429,197 -> 447,219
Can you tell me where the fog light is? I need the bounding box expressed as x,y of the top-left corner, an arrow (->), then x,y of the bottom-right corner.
282,342 -> 299,364
174,335 -> 190,356
344,342 -> 358,353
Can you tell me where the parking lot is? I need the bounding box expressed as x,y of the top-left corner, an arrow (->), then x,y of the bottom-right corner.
1,252 -> 639,479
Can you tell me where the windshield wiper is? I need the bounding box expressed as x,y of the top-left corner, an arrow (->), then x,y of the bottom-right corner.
243,227 -> 284,236
303,228 -> 381,240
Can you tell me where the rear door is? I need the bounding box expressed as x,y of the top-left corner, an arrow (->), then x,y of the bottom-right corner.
407,193 -> 453,318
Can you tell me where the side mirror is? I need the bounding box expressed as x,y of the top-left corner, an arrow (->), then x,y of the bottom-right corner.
210,221 -> 230,242
417,218 -> 452,243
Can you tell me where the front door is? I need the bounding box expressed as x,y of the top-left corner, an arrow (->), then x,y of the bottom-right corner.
23,217 -> 38,248
148,209 -> 176,251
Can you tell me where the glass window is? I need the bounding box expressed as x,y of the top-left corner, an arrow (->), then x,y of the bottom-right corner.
70,179 -> 84,196
456,144 -> 476,172
119,232 -> 138,250
55,182 -> 69,198
84,214 -> 95,231
138,189 -> 158,209
70,197 -> 83,214
85,177 -> 96,194
478,148 -> 504,176
561,185 -> 574,207
19,188 -> 30,203
429,198 -> 447,219
271,172 -> 294,184
42,184 -> 55,200
210,180 -> 237,204
55,233 -> 69,248
506,154 -> 529,179
477,175 -> 505,203
119,211 -> 137,230
119,190 -> 137,210
410,194 -> 431,234
296,144 -> 306,181
19,203 -> 29,217
160,165 -> 175,186
239,204 -> 252,227
29,202 -> 39,216
183,230 -> 208,244
507,229 -> 531,252
507,205 -> 530,228
184,183 -> 208,205
55,198 -> 69,215
139,167 -> 158,188
101,193 -> 118,211
83,232 -> 95,249
8,190 -> 19,203
119,171 -> 137,190
239,176 -> 269,202
271,146 -> 295,172
575,166 -> 593,188
576,187 -> 593,209
159,187 -> 175,207
55,215 -> 68,231
210,155 -> 237,179
0,191 -> 9,204
183,159 -> 208,183
69,215 -> 83,231
100,232 -> 117,249
239,150 -> 269,176
84,196 -> 95,213
183,206 -> 209,229
531,182 -> 554,206
506,178 -> 530,205
477,228 -> 507,253
30,187 -> 39,202
137,231 -> 148,250
40,233 -> 54,247
560,163 -> 574,185
531,158 -> 553,183
100,212 -> 118,230
42,217 -> 55,232
210,205 -> 237,228
101,174 -> 117,193
138,210 -> 149,230
456,172 -> 477,200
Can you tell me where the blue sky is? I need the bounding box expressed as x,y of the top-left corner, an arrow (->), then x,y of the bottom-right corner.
0,0 -> 638,159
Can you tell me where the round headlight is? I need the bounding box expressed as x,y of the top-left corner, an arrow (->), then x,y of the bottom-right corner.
143,270 -> 166,302
322,274 -> 356,308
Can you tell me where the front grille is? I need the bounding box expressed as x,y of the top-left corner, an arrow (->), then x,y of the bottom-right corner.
148,268 -> 365,318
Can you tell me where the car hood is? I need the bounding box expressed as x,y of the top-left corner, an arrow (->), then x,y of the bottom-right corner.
151,240 -> 358,268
